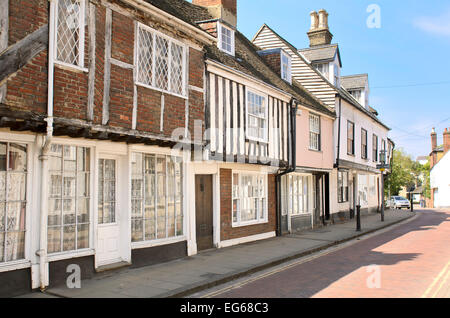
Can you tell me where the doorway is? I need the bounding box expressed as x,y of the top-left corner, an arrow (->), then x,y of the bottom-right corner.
195,175 -> 214,251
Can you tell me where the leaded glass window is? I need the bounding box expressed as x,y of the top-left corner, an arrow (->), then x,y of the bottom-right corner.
0,143 -> 27,263
136,24 -> 186,97
131,153 -> 183,243
55,0 -> 85,67
48,145 -> 90,254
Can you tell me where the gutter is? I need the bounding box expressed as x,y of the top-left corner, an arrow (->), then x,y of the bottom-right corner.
275,98 -> 298,236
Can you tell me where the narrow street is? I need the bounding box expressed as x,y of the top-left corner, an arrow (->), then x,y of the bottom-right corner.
196,209 -> 450,298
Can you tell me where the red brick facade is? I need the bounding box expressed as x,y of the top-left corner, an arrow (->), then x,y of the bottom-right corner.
219,169 -> 277,241
2,0 -> 205,141
259,52 -> 282,78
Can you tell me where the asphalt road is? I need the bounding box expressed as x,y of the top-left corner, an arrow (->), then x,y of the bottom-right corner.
198,209 -> 450,298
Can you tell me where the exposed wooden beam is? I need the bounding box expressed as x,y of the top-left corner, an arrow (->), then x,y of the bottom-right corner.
0,24 -> 48,84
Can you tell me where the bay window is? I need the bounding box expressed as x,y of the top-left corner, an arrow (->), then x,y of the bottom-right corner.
232,173 -> 267,227
54,0 -> 86,68
131,153 -> 183,243
246,90 -> 268,142
48,145 -> 90,254
136,23 -> 187,97
0,143 -> 27,263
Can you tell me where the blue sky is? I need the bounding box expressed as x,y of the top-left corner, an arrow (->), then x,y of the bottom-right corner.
190,0 -> 450,159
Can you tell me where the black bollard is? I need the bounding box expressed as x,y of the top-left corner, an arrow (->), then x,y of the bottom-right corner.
410,193 -> 414,213
356,205 -> 361,232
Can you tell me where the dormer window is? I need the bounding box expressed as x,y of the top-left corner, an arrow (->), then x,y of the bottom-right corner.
314,63 -> 329,79
281,51 -> 292,84
349,89 -> 362,104
218,22 -> 235,56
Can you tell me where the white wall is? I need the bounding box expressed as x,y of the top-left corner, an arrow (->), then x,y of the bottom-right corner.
431,152 -> 450,208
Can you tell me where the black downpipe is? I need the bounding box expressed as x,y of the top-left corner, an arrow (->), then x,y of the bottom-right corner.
276,98 -> 298,236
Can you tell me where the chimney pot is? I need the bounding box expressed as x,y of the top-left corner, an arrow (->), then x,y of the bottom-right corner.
310,11 -> 319,31
318,9 -> 329,29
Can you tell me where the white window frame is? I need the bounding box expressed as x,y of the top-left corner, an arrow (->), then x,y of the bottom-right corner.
285,174 -> 312,216
52,0 -> 87,72
309,113 -> 321,151
280,51 -> 292,84
232,171 -> 268,228
47,144 -> 92,255
217,21 -> 235,56
338,170 -> 349,203
135,23 -> 188,99
314,63 -> 329,78
130,152 -> 185,246
245,88 -> 268,143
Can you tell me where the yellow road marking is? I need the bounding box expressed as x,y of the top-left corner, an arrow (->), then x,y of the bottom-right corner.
422,260 -> 450,298
431,265 -> 450,298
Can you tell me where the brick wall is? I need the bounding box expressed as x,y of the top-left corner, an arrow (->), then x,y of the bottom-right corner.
2,0 -> 205,142
220,169 -> 276,241
4,0 -> 48,114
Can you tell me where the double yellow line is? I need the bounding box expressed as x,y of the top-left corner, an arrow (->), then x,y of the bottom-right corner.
422,260 -> 450,298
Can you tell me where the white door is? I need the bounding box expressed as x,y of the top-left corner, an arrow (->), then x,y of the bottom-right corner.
96,157 -> 121,266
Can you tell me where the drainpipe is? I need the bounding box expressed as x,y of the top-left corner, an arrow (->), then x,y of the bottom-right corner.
36,0 -> 56,291
276,98 -> 298,236
334,94 -> 342,169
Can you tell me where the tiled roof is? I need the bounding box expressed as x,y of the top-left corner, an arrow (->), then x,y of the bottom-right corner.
341,74 -> 368,90
143,0 -> 212,29
298,44 -> 340,64
204,30 -> 335,116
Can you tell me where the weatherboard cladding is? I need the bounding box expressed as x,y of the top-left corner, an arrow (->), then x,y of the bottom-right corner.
253,25 -> 337,108
253,24 -> 390,130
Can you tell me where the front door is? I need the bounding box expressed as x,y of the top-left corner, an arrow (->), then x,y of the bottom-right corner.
195,175 -> 214,251
96,157 -> 121,266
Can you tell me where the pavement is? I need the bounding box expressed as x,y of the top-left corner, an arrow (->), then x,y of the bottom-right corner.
21,209 -> 416,298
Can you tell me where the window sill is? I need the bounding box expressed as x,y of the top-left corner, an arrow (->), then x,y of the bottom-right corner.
0,260 -> 31,273
135,82 -> 187,100
232,220 -> 268,228
245,137 -> 269,145
47,248 -> 95,263
309,148 -> 322,153
54,61 -> 89,73
131,236 -> 186,250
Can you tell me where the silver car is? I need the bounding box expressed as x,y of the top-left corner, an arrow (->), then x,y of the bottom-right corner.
389,196 -> 411,210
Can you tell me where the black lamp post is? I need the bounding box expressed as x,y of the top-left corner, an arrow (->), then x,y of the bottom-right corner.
379,150 -> 387,222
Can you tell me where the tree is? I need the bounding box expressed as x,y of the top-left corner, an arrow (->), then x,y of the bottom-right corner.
385,149 -> 416,196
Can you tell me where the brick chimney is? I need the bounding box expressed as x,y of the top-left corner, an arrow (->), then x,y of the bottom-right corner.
193,0 -> 237,27
431,127 -> 437,150
307,9 -> 333,47
444,128 -> 450,155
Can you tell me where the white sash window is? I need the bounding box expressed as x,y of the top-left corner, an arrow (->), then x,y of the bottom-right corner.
309,114 -> 321,151
136,24 -> 187,97
246,90 -> 268,143
232,172 -> 268,227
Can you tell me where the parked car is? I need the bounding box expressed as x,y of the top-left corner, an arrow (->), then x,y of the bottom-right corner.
389,196 -> 411,210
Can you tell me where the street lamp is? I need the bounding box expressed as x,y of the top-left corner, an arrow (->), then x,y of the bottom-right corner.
379,150 -> 387,222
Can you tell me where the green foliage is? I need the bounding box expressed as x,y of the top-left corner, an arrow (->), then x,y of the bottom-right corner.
385,148 -> 430,197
